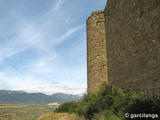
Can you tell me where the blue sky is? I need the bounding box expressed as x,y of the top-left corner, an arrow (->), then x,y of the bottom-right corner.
0,0 -> 107,95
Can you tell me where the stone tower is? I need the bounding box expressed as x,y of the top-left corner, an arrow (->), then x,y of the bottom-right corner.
87,10 -> 108,93
87,0 -> 160,96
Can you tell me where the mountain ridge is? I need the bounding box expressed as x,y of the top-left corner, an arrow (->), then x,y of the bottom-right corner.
0,90 -> 82,104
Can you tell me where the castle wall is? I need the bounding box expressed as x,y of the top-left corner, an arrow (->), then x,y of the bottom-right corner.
87,10 -> 108,93
104,0 -> 160,93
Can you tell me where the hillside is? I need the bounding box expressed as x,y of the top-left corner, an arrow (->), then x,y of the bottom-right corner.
0,90 -> 81,104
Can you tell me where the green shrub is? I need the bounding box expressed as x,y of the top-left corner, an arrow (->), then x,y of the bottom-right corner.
93,110 -> 121,120
79,93 -> 102,119
96,83 -> 142,119
54,102 -> 78,113
54,83 -> 160,120
125,98 -> 160,120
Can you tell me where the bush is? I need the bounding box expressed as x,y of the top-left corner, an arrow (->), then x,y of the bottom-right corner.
125,98 -> 160,120
93,110 -> 121,120
54,102 -> 78,113
54,83 -> 160,120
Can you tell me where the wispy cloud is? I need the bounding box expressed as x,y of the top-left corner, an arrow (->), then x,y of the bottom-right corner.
0,23 -> 43,62
55,0 -> 63,10
0,0 -> 84,63
61,25 -> 85,40
53,24 -> 85,44
0,0 -> 105,95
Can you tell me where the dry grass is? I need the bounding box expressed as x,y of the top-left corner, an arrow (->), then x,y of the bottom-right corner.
37,113 -> 85,120
0,104 -> 54,120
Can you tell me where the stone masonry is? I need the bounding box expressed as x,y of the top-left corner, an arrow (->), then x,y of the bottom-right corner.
87,0 -> 160,95
87,10 -> 108,93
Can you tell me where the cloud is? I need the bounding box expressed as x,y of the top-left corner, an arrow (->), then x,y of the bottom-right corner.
53,24 -> 85,44
64,15 -> 71,25
0,0 -> 84,63
0,80 -> 7,90
50,81 -> 87,95
0,72 -> 86,95
30,54 -> 57,74
0,0 -> 91,95
55,0 -> 63,10
0,24 -> 43,62
61,25 -> 85,40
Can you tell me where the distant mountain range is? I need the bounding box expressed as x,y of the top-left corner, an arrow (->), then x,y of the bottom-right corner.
0,90 -> 82,104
